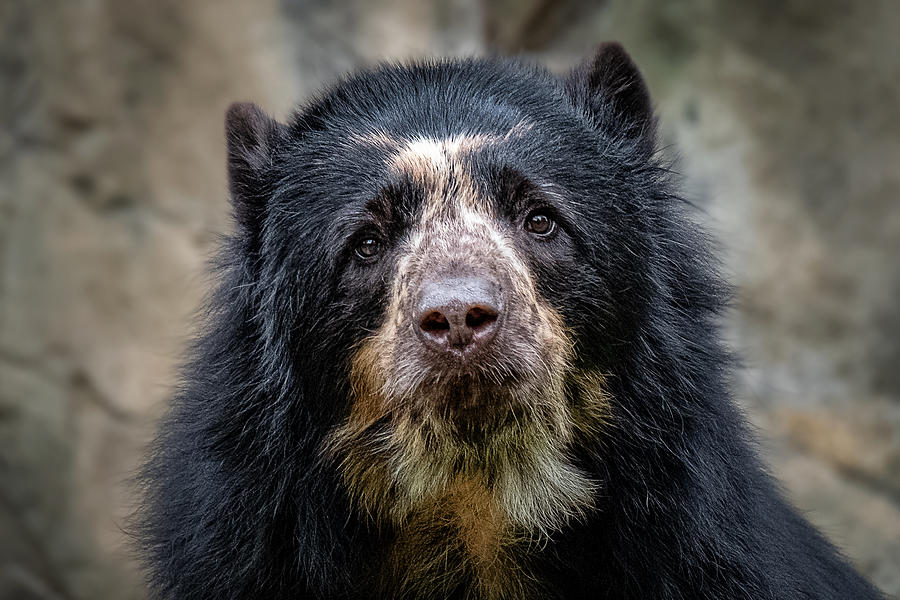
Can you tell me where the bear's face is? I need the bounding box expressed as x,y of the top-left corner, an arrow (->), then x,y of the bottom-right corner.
328,128 -> 604,533
225,45 -> 655,541
348,133 -> 574,433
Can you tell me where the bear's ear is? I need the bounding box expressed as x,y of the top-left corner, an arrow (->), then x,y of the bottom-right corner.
225,102 -> 285,232
565,42 -> 656,157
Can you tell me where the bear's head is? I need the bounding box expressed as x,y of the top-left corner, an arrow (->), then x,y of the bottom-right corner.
224,44 -> 661,541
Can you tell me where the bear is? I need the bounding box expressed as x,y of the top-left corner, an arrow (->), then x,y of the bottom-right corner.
138,43 -> 883,599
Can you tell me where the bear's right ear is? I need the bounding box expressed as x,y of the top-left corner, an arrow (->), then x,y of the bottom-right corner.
225,102 -> 285,232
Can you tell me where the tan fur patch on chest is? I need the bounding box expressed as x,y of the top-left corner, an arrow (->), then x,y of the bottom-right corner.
381,477 -> 537,599
447,478 -> 503,564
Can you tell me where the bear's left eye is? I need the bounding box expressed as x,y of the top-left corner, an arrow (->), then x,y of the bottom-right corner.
355,237 -> 382,259
524,211 -> 556,236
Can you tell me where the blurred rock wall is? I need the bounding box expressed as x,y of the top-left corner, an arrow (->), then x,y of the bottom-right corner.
0,1 -> 897,598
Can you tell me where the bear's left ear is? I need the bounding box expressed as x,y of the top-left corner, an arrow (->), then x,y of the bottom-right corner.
225,102 -> 286,233
565,42 -> 656,157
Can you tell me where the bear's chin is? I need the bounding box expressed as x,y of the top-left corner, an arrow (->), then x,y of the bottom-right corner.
327,355 -> 611,532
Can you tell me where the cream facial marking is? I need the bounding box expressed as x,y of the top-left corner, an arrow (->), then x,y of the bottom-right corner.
346,117 -> 535,153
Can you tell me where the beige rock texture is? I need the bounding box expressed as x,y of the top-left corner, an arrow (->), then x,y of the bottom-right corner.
1,1 -> 897,598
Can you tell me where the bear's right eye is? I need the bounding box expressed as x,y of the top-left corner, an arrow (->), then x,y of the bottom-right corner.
354,237 -> 382,260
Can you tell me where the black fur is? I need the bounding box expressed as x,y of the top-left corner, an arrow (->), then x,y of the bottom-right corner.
138,45 -> 883,599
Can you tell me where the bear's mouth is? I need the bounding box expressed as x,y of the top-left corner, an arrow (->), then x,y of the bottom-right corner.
342,334 -> 565,435
413,373 -> 535,437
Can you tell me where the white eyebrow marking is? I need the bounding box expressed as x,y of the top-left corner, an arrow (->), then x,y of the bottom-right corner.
388,134 -> 496,175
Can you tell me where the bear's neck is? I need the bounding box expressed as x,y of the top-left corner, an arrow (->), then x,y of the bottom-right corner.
375,476 -> 541,599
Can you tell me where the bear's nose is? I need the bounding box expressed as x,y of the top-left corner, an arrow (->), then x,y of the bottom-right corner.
417,276 -> 501,356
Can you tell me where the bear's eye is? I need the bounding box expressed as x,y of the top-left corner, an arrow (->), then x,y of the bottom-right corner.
524,211 -> 556,236
354,237 -> 381,259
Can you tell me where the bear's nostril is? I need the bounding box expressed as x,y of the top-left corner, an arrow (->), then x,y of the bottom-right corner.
465,305 -> 498,332
420,311 -> 451,335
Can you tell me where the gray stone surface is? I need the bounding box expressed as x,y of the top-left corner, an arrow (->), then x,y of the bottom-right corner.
1,1 -> 897,597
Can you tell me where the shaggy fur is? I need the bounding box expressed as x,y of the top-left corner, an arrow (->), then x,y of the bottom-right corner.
138,43 -> 883,599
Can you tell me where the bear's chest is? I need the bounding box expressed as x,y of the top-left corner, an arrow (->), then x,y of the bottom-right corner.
374,478 -> 542,599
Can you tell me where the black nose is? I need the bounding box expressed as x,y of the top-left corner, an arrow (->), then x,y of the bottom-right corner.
417,276 -> 501,356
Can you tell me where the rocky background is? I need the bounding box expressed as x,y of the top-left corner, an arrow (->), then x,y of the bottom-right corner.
1,0 -> 897,597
